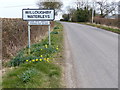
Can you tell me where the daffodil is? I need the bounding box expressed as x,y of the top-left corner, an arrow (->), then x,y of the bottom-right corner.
45,45 -> 48,48
40,55 -> 43,57
32,59 -> 35,62
36,59 -> 38,61
26,60 -> 29,62
47,60 -> 49,63
40,59 -> 42,61
44,58 -> 46,60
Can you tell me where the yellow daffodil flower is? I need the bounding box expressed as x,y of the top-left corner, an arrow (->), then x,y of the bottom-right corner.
36,59 -> 38,61
32,59 -> 35,62
26,60 -> 29,62
40,55 -> 43,57
45,45 -> 48,48
44,58 -> 46,60
47,60 -> 49,63
40,59 -> 42,61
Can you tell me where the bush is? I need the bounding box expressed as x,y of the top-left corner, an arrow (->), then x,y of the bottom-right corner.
60,19 -> 64,21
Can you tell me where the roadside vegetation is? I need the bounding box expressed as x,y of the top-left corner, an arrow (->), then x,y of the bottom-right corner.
2,18 -> 50,63
62,21 -> 120,34
83,23 -> 120,34
75,21 -> 120,34
61,1 -> 119,33
2,22 -> 64,88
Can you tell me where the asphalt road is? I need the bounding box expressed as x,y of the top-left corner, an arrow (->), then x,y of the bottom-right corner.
61,22 -> 118,88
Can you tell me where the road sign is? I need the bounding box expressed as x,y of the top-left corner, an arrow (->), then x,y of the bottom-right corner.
22,9 -> 55,21
28,21 -> 50,25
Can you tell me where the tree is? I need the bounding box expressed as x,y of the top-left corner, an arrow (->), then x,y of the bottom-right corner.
75,0 -> 90,9
62,14 -> 70,21
72,7 -> 92,22
36,1 -> 63,15
62,0 -> 94,22
96,0 -> 117,18
67,6 -> 76,21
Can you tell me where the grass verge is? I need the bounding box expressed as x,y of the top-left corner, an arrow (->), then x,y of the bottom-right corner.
2,22 -> 64,88
83,23 -> 120,34
63,21 -> 120,34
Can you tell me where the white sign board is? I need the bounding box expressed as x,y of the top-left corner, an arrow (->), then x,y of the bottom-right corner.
22,9 -> 55,21
28,21 -> 50,25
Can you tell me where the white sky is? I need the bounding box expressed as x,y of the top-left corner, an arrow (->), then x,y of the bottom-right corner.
0,0 -> 72,20
0,0 -> 119,20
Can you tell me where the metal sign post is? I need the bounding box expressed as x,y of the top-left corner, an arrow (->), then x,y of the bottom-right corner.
28,21 -> 51,46
48,25 -> 51,45
28,25 -> 31,48
92,2 -> 95,23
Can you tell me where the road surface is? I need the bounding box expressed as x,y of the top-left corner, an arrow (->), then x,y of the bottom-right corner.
61,22 -> 118,88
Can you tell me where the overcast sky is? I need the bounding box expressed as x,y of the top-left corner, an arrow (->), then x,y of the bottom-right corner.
0,0 -> 72,20
0,0 -> 119,20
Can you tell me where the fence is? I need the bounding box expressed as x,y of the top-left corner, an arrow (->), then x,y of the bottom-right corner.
93,17 -> 119,28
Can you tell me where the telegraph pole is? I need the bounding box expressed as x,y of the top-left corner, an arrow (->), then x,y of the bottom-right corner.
92,1 -> 94,23
118,1 -> 120,28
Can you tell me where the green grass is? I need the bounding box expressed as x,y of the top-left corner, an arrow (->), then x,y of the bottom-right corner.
62,21 -> 120,34
2,22 -> 64,88
3,62 -> 61,88
84,23 -> 120,34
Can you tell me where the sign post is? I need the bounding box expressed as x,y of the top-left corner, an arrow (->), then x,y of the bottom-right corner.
22,9 -> 55,48
28,25 -> 31,48
48,25 -> 51,45
118,1 -> 120,28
